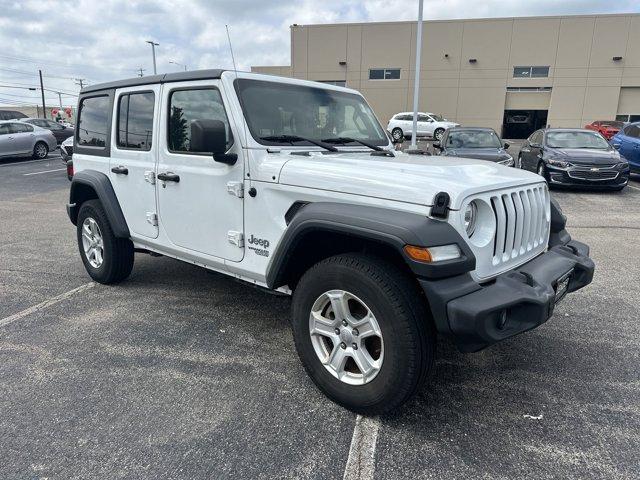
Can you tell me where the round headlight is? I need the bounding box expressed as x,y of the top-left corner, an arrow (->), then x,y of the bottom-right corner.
464,202 -> 477,237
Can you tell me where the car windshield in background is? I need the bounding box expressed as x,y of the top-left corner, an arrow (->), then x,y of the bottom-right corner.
546,131 -> 611,150
602,121 -> 624,129
234,79 -> 388,146
446,130 -> 501,149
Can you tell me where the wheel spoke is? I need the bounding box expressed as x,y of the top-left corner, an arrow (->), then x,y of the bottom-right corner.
327,291 -> 350,322
326,345 -> 347,373
352,312 -> 381,338
94,248 -> 103,265
310,311 -> 337,337
351,348 -> 375,378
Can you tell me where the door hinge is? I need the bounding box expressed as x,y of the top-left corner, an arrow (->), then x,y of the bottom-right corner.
226,181 -> 244,198
144,171 -> 156,185
146,212 -> 158,226
227,230 -> 244,247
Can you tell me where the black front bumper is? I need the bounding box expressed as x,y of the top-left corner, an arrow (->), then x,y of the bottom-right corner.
419,240 -> 595,352
547,165 -> 629,188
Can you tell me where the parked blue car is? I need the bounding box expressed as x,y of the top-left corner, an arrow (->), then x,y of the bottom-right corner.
611,122 -> 640,174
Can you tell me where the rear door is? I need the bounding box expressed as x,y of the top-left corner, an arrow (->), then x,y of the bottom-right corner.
11,123 -> 35,154
156,81 -> 245,262
109,86 -> 160,239
0,123 -> 16,156
622,125 -> 640,170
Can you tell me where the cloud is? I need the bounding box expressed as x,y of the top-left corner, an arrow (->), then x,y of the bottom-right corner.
0,0 -> 635,106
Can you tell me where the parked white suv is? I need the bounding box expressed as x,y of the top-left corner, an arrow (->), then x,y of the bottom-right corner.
67,70 -> 594,414
387,111 -> 459,142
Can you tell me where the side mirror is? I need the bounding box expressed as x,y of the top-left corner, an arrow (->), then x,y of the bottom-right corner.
503,142 -> 510,149
190,119 -> 237,165
530,142 -> 541,149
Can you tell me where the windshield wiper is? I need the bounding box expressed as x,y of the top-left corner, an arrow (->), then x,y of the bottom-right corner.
259,135 -> 338,152
321,137 -> 384,151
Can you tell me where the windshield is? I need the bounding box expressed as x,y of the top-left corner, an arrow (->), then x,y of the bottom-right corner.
430,114 -> 445,122
601,121 -> 624,129
234,79 -> 388,146
546,131 -> 611,150
446,130 -> 501,149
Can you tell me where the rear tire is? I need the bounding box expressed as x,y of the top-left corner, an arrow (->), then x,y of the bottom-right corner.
32,141 -> 48,159
291,253 -> 435,415
77,200 -> 134,284
391,127 -> 404,142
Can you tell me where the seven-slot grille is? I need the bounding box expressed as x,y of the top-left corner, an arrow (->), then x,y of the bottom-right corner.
489,184 -> 549,267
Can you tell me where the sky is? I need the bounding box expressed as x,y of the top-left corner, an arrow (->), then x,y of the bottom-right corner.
0,0 -> 638,108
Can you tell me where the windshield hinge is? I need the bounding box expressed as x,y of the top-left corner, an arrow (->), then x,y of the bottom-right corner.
430,192 -> 450,219
226,181 -> 244,198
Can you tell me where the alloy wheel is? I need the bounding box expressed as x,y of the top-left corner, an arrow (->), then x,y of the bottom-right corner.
81,217 -> 104,268
35,143 -> 47,158
309,290 -> 384,385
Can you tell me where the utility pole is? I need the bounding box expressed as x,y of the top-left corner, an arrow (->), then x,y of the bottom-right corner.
146,40 -> 159,74
137,68 -> 145,77
38,69 -> 47,119
409,0 -> 424,152
57,92 -> 63,109
75,78 -> 85,89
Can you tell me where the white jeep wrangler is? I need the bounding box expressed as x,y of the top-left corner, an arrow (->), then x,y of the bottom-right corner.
67,70 -> 594,414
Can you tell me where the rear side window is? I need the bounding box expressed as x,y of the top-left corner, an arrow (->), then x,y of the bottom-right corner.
624,125 -> 640,138
117,92 -> 155,150
77,95 -> 110,148
168,88 -> 233,153
12,123 -> 32,133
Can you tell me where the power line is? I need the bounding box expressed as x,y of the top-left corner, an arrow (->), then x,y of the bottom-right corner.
0,82 -> 79,96
0,53 -> 130,72
0,67 -> 76,80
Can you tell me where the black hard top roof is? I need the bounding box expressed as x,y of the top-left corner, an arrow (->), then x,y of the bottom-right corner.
81,69 -> 225,94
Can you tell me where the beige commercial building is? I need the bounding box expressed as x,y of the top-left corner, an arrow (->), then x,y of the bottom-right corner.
252,13 -> 640,138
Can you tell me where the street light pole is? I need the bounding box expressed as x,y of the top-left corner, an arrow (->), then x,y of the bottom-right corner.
410,0 -> 424,151
146,40 -> 159,75
169,61 -> 187,71
38,69 -> 47,119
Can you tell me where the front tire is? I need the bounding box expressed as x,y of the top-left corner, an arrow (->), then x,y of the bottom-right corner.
77,200 -> 134,284
433,128 -> 445,141
33,141 -> 48,159
291,254 -> 435,415
537,162 -> 548,181
391,127 -> 404,142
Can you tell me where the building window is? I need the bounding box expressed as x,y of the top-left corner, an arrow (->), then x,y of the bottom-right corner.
513,66 -> 550,78
117,92 -> 155,150
616,114 -> 640,123
317,80 -> 346,87
507,87 -> 552,92
77,95 -> 110,148
369,68 -> 400,80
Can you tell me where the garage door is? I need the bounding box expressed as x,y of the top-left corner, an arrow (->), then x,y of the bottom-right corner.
617,87 -> 640,122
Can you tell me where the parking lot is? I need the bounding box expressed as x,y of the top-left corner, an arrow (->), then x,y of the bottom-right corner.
1,155 -> 639,479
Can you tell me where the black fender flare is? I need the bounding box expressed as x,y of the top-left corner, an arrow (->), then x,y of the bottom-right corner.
67,170 -> 130,238
265,202 -> 475,289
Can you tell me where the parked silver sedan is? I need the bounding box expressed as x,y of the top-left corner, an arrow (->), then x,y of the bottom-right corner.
0,120 -> 57,160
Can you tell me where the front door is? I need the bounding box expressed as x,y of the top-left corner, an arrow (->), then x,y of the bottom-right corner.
156,81 -> 244,262
109,86 -> 160,239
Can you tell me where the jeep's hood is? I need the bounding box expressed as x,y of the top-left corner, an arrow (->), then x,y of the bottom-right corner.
278,151 -> 543,209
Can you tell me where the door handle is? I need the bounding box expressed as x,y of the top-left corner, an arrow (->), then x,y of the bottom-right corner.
157,172 -> 180,183
111,165 -> 128,175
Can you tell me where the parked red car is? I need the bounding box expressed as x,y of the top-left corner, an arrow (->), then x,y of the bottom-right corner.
585,120 -> 625,140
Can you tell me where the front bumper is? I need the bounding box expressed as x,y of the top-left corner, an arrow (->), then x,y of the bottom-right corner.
419,240 -> 595,352
547,164 -> 629,188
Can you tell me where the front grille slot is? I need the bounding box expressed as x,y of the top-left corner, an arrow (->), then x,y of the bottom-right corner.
489,185 -> 549,266
568,169 -> 618,181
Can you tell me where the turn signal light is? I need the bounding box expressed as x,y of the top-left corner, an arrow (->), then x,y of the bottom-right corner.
404,244 -> 462,263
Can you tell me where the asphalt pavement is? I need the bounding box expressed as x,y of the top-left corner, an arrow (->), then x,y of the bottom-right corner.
0,156 -> 639,479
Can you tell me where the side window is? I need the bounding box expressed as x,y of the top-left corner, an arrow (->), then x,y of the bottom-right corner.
21,123 -> 34,132
48,121 -> 63,130
12,123 -> 32,133
625,125 -> 640,138
117,92 -> 155,150
417,114 -> 431,122
0,124 -> 10,135
77,95 -> 110,148
168,88 -> 233,153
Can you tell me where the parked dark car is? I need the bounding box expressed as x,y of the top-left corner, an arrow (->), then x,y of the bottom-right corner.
434,127 -> 514,166
20,118 -> 74,144
611,122 -> 640,174
517,128 -> 629,190
0,110 -> 27,121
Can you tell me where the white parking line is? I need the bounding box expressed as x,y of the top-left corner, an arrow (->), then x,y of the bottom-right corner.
343,415 -> 381,480
627,183 -> 640,192
0,282 -> 95,329
23,168 -> 66,176
0,157 -> 55,168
